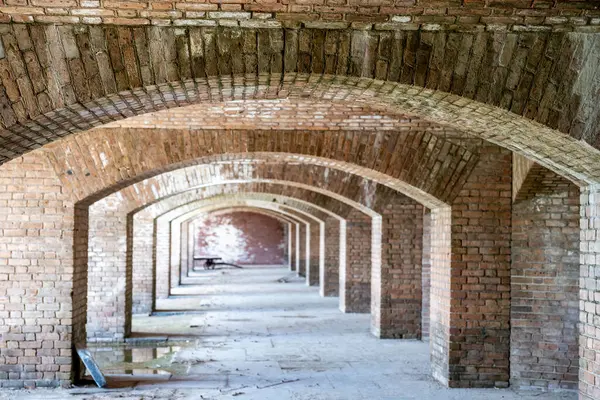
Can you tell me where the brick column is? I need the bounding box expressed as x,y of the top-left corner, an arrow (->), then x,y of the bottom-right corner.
154,218 -> 170,300
184,220 -> 196,279
178,219 -> 191,286
434,145 -> 512,388
132,214 -> 154,315
283,222 -> 290,268
422,209 -> 432,340
340,209 -> 372,313
0,154 -> 75,387
371,195 -> 423,339
321,217 -> 343,297
86,207 -> 131,342
579,185 -> 600,400
307,221 -> 322,286
297,223 -> 308,278
429,207 -> 452,386
511,163 -> 579,390
169,219 -> 182,291
289,223 -> 297,272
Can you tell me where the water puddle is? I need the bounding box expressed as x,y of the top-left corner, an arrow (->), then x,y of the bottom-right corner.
85,340 -> 198,377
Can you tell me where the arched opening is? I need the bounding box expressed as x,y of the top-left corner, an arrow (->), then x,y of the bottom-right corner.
0,70 -> 596,398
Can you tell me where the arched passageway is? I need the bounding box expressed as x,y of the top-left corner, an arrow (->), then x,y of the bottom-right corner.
0,17 -> 597,398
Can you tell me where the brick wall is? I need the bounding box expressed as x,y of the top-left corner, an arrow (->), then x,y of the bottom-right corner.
1,1 -> 599,28
169,218 -> 182,289
194,211 -> 286,265
511,163 -> 580,390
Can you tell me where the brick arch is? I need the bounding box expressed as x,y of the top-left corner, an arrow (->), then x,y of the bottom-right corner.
95,158 -> 424,219
169,197 -> 330,270
0,24 -> 597,159
84,180 -> 375,339
132,168 -> 356,219
29,89 -> 599,206
0,24 -> 598,397
131,197 -> 323,316
149,194 -> 343,307
156,197 -> 332,304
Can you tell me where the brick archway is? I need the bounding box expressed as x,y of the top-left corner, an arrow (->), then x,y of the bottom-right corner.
136,192 -> 348,304
150,193 -> 343,294
167,199 -> 329,288
0,24 -> 597,164
85,178 -> 372,339
37,88 -> 600,200
131,200 -> 316,315
0,63 -> 597,397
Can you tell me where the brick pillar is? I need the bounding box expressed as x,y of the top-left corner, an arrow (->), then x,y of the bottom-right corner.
371,195 -> 423,339
289,223 -> 297,272
0,154 -> 76,387
429,207 -> 452,386
437,145 -> 512,388
579,185 -> 600,400
321,217 -> 343,297
179,219 -> 191,285
185,220 -> 195,279
283,222 -> 290,268
340,209 -> 372,313
422,209 -> 432,340
511,163 -> 579,390
307,221 -> 322,286
297,223 -> 308,278
154,218 -> 170,300
86,207 -> 131,342
132,214 -> 154,315
169,219 -> 182,291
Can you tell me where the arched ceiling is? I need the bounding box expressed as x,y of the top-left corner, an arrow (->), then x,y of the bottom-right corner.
91,158 -> 446,222
0,23 -> 596,171
140,189 -> 342,224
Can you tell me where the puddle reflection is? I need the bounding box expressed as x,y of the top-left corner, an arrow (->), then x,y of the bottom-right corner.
85,342 -> 193,377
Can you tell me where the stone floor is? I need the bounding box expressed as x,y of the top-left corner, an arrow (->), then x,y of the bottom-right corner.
1,266 -> 577,400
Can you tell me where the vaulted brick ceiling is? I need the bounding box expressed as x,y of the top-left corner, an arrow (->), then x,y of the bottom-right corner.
0,22 -> 598,166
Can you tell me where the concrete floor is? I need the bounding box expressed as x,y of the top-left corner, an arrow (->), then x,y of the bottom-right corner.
1,266 -> 576,400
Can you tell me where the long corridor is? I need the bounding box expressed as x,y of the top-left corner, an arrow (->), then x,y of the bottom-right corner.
2,266 -> 575,400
